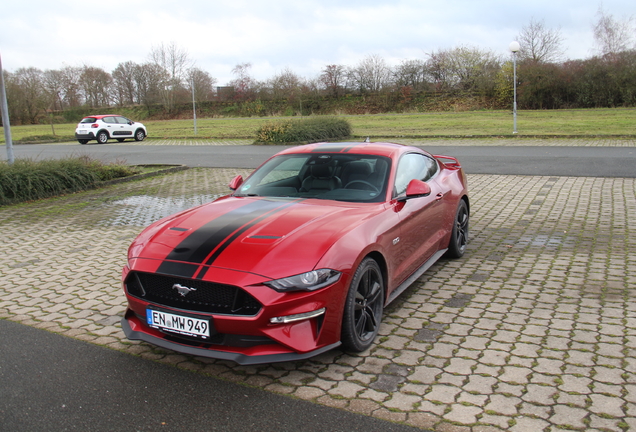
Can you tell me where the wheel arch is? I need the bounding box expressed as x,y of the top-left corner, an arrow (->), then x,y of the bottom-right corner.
461,194 -> 470,215
361,250 -> 389,303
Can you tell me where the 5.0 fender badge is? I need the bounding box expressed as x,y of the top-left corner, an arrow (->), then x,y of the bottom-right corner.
173,283 -> 197,297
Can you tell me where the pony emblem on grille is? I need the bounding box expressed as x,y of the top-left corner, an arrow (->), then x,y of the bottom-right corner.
173,283 -> 197,297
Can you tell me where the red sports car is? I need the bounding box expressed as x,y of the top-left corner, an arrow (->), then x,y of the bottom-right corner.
121,142 -> 469,365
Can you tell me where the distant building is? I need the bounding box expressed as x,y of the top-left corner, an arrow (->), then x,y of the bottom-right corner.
216,86 -> 235,101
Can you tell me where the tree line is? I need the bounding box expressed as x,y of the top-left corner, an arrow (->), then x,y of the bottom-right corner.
3,8 -> 635,125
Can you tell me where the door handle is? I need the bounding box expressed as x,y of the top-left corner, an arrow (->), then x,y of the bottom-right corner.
435,192 -> 444,200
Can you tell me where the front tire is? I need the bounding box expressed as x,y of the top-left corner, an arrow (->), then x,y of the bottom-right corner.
341,258 -> 384,352
446,199 -> 469,258
134,129 -> 146,141
96,131 -> 109,144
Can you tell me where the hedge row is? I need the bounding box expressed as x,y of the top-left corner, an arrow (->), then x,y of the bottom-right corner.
0,157 -> 139,205
255,116 -> 352,144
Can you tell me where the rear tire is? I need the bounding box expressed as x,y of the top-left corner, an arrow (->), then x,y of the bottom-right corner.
96,131 -> 109,144
341,258 -> 384,352
446,199 -> 469,258
78,140 -> 89,144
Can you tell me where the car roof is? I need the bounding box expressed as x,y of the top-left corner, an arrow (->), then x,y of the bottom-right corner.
276,142 -> 424,159
82,115 -> 121,119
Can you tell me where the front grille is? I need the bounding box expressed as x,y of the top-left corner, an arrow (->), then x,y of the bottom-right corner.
126,271 -> 262,316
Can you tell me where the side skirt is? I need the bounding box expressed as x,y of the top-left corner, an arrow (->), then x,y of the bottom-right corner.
386,248 -> 447,305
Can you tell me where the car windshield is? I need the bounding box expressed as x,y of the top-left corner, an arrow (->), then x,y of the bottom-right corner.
234,153 -> 391,203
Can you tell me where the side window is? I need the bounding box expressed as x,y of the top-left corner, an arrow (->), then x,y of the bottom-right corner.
424,155 -> 438,180
103,117 -> 116,124
393,153 -> 438,196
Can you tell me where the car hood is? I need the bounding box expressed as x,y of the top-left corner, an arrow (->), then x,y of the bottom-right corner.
129,196 -> 382,280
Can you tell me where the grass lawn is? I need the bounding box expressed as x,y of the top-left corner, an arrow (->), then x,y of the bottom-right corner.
2,108 -> 635,143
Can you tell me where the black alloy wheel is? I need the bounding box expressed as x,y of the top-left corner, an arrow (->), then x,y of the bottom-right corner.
446,199 -> 469,258
341,258 -> 384,352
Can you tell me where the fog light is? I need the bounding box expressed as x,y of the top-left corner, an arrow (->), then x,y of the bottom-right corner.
270,308 -> 326,324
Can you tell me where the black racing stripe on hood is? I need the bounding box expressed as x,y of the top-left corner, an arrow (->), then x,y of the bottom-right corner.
156,200 -> 295,277
193,202 -> 294,280
156,261 -> 200,279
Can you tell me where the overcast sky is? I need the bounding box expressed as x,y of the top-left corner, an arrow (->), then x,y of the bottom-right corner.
1,0 -> 634,85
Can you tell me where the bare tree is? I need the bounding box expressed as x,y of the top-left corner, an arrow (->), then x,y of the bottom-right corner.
393,59 -> 430,91
6,67 -> 47,123
134,63 -> 166,106
426,50 -> 453,91
79,66 -> 112,108
13,67 -> 48,124
112,61 -> 138,106
427,46 -> 501,93
149,42 -> 192,111
42,69 -> 66,111
319,64 -> 347,97
593,6 -> 635,56
268,67 -> 304,100
188,67 -> 217,102
59,66 -> 82,107
449,46 -> 501,92
41,69 -> 67,135
228,63 -> 257,100
348,54 -> 391,93
516,18 -> 564,63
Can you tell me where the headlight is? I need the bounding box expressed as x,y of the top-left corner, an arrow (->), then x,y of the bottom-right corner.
264,269 -> 341,292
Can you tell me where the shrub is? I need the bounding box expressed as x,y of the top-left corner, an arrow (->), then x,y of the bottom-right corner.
255,116 -> 351,144
0,157 -> 140,205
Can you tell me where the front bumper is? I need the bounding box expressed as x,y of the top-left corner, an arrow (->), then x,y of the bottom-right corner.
121,313 -> 340,365
120,266 -> 350,365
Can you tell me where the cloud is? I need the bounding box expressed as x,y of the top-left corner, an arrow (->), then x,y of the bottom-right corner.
1,0 -> 634,85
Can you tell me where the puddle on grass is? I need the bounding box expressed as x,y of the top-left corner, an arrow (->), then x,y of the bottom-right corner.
99,194 -> 222,227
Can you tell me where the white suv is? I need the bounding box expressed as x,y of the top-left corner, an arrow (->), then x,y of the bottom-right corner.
75,115 -> 147,144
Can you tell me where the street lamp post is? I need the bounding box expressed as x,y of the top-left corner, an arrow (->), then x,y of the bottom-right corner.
509,41 -> 520,134
191,77 -> 197,135
0,53 -> 14,164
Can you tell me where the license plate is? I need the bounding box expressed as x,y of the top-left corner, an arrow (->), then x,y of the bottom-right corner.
78,130 -> 88,134
146,309 -> 210,339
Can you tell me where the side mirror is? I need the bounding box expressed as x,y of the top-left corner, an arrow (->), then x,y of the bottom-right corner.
228,175 -> 244,191
399,179 -> 431,201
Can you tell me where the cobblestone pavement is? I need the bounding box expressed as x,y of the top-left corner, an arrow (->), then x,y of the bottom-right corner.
1,168 -> 635,432
52,137 -> 636,147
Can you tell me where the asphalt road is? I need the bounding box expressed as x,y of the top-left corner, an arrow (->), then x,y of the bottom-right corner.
0,320 -> 423,432
3,142 -> 636,177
